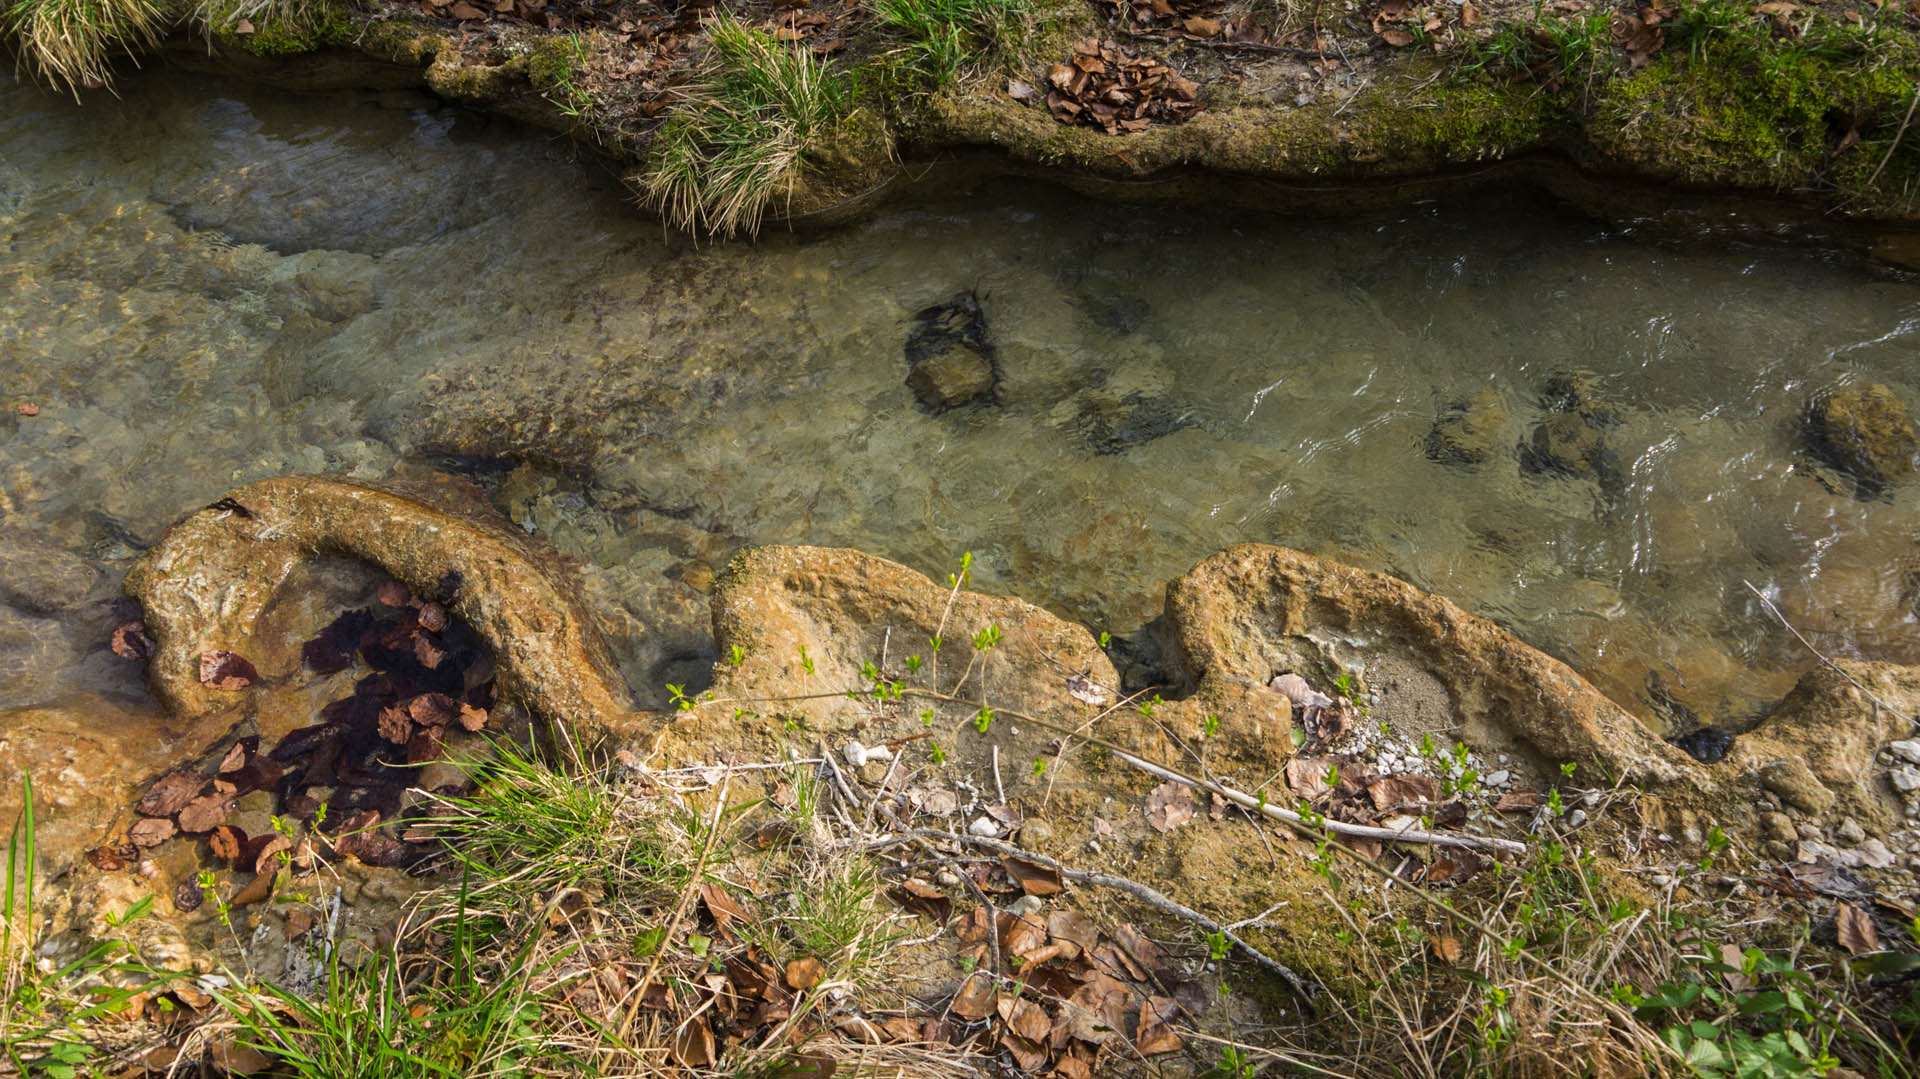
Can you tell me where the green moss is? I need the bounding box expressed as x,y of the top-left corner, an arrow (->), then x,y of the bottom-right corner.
205,0 -> 358,56
1594,34 -> 1919,207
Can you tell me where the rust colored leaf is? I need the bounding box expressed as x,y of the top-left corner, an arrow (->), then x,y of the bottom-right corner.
1430,934 -> 1464,964
376,580 -> 411,607
1181,15 -> 1219,35
949,970 -> 996,1019
216,739 -> 253,774
1145,781 -> 1195,832
701,882 -> 751,934
1837,903 -> 1881,956
784,956 -> 825,991
1113,922 -> 1166,978
110,621 -> 154,660
1495,790 -> 1545,812
1048,909 -> 1100,950
138,770 -> 207,818
1368,773 -> 1440,810
209,824 -> 246,862
130,817 -> 176,847
198,650 -> 258,690
15,402 -> 39,416
230,870 -> 275,908
1461,0 -> 1479,24
377,705 -> 414,745
891,879 -> 952,923
1001,911 -> 1048,958
1137,996 -> 1182,1054
1003,856 -> 1063,896
1381,28 -> 1414,46
1285,757 -> 1331,800
456,703 -> 489,732
1425,848 -> 1487,886
956,904 -> 991,944
177,794 -> 234,833
285,908 -> 315,940
251,836 -> 293,875
86,844 -> 131,870
447,0 -> 486,18
408,692 -> 459,728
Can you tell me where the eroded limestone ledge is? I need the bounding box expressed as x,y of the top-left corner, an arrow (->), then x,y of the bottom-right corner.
123,475 -> 640,743
118,475 -> 1917,839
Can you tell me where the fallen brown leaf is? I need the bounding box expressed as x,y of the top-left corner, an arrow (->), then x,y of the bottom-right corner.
1837,903 -> 1881,956
1430,934 -> 1463,964
949,969 -> 996,1019
197,650 -> 258,691
784,956 -> 825,991
129,817 -> 176,848
1003,856 -> 1063,896
670,1018 -> 716,1068
110,620 -> 154,660
15,402 -> 39,416
1145,781 -> 1195,832
138,771 -> 207,818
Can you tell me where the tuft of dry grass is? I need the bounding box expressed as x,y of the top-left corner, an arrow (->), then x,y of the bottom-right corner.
2,0 -> 166,95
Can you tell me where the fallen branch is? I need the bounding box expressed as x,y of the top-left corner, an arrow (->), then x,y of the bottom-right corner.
913,828 -> 1319,1013
1743,579 -> 1916,730
1869,88 -> 1920,190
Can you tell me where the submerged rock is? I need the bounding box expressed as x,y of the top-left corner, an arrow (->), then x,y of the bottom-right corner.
0,529 -> 100,615
904,290 -> 999,412
1423,387 -> 1509,466
1519,373 -> 1625,493
1801,383 -> 1917,497
1075,391 -> 1195,455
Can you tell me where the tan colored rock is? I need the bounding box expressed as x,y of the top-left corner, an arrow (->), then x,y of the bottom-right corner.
1803,383 -> 1917,497
702,546 -> 1147,794
1725,662 -> 1920,834
1162,544 -> 1694,785
124,475 -> 644,745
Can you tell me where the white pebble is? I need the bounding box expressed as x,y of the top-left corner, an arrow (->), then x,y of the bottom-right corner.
969,816 -> 1001,837
1568,809 -> 1588,829
1892,764 -> 1920,793
1888,739 -> 1920,766
1485,770 -> 1510,787
842,741 -> 870,768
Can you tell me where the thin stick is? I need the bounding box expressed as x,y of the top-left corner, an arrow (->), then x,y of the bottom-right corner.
618,765 -> 730,1039
1869,89 -> 1920,189
1743,579 -> 1916,729
914,828 -> 1318,1013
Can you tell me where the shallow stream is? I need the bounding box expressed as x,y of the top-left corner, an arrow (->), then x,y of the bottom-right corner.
5,66 -> 1920,731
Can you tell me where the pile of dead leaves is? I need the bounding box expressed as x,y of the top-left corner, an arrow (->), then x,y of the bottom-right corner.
419,0 -> 568,31
1029,38 -> 1202,134
101,578 -> 498,912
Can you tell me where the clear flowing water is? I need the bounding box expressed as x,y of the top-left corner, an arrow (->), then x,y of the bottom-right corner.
6,66 -> 1920,730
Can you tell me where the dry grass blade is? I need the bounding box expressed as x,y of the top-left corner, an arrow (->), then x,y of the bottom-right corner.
3,0 -> 165,95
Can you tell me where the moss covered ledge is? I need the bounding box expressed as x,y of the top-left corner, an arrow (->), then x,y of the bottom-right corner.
13,0 -> 1920,236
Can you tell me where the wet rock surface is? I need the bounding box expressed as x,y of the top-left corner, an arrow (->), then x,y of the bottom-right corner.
1518,374 -> 1625,494
1074,391 -> 1196,456
123,475 -> 644,745
1801,382 -> 1917,498
904,290 -> 999,412
1423,387 -> 1509,466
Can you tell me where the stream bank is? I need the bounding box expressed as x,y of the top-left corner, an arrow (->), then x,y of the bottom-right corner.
15,0 -> 1920,245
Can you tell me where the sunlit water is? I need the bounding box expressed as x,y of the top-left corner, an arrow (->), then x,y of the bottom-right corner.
5,67 -> 1920,731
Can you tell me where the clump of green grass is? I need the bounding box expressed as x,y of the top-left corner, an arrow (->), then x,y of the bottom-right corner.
642,12 -> 852,238
870,0 -> 1027,90
2,0 -> 165,95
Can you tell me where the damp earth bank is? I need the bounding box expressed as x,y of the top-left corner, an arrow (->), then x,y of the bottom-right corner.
4,66 -> 1920,734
